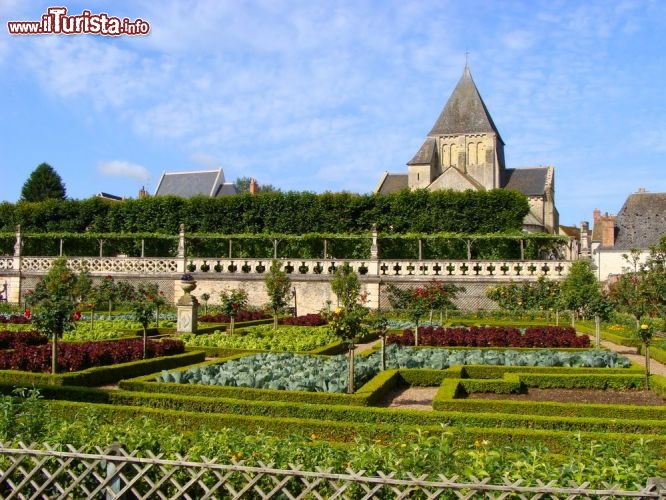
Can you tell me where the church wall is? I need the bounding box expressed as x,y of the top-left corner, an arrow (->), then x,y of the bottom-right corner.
408,164 -> 433,189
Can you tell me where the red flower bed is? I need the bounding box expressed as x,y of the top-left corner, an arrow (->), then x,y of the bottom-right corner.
0,338 -> 185,373
0,315 -> 32,324
279,313 -> 327,326
199,310 -> 270,323
387,326 -> 590,348
0,330 -> 48,349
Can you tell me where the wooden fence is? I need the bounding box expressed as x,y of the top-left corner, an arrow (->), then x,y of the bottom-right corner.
0,443 -> 664,499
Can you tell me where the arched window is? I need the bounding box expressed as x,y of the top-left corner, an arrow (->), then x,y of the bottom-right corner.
441,144 -> 450,166
477,142 -> 486,164
468,142 -> 477,165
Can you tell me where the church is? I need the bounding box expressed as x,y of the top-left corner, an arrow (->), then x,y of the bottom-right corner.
375,66 -> 558,234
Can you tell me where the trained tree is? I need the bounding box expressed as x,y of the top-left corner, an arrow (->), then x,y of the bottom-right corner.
557,260 -> 603,321
20,163 -> 67,202
220,288 -> 248,335
264,260 -> 292,330
31,258 -> 77,374
329,264 -> 368,393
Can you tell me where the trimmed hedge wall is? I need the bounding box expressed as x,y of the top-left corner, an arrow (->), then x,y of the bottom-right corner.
43,399 -> 666,455
0,351 -> 205,387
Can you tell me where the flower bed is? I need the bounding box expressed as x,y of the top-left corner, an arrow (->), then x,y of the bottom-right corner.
179,325 -> 338,352
199,310 -> 270,323
0,314 -> 31,324
0,330 -> 48,349
0,338 -> 185,373
279,313 -> 327,326
388,326 -> 590,348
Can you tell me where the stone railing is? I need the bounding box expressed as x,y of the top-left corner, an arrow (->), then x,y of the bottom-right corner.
19,256 -> 180,275
4,256 -> 573,280
182,258 -> 571,279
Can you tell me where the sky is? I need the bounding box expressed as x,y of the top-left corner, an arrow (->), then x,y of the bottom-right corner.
1,1 -> 665,227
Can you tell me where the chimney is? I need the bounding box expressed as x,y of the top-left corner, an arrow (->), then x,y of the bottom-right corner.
600,213 -> 616,247
593,208 -> 601,221
249,178 -> 258,195
138,186 -> 149,198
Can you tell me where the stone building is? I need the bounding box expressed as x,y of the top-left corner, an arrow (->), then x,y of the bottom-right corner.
590,188 -> 666,281
375,65 -> 558,233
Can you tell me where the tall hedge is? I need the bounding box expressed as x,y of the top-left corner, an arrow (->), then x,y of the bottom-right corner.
0,189 -> 528,235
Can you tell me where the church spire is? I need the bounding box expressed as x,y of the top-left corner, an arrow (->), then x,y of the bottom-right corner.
427,66 -> 503,144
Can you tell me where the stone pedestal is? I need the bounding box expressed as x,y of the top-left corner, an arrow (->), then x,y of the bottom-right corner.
176,280 -> 198,333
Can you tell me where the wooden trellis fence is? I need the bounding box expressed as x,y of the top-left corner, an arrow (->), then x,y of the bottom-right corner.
0,443 -> 664,499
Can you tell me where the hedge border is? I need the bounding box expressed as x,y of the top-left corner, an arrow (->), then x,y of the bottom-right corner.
0,351 -> 205,387
44,399 -> 666,455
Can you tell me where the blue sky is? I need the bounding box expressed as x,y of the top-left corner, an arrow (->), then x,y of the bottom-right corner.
1,1 -> 665,227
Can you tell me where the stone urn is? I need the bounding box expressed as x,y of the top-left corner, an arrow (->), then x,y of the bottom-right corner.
180,280 -> 197,294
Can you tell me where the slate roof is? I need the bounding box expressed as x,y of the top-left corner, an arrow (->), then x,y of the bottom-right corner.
613,192 -> 666,250
375,173 -> 408,195
154,169 -> 238,197
502,168 -> 548,196
407,138 -> 436,165
428,66 -> 503,143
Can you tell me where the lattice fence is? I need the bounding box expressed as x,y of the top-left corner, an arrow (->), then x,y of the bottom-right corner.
0,443 -> 663,499
379,281 -> 496,311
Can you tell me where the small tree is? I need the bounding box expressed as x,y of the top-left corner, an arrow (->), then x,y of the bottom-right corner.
264,260 -> 292,330
200,293 -> 210,315
558,260 -> 603,322
387,282 -> 463,346
329,264 -> 367,393
31,258 -> 77,374
97,276 -> 118,315
637,321 -> 653,389
20,163 -> 67,202
220,288 -> 248,335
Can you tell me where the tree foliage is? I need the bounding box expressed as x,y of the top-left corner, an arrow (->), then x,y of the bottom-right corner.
20,163 -> 67,202
30,258 -> 77,374
264,260 -> 292,329
2,188 -> 528,235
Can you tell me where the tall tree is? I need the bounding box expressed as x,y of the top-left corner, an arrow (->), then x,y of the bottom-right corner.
20,163 -> 67,202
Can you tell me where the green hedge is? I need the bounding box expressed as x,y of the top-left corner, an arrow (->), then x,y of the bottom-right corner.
43,399 -> 666,455
0,351 -> 205,387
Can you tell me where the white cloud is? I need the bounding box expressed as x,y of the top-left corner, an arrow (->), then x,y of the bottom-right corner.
98,160 -> 150,182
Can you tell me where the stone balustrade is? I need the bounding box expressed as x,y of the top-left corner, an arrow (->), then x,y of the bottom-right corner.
2,256 -> 572,280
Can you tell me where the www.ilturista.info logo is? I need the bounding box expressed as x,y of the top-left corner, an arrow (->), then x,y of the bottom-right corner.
7,7 -> 150,36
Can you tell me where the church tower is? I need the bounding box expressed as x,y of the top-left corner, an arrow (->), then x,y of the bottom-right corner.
407,65 -> 505,191
375,64 -> 558,233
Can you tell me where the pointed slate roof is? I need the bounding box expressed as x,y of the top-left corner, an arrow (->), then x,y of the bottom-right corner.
154,168 -> 238,198
613,191 -> 666,250
407,138 -> 436,165
428,66 -> 503,143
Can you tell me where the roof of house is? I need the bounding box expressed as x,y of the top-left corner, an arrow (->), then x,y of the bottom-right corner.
427,66 -> 503,143
407,138 -> 437,165
613,191 -> 666,250
502,167 -> 549,196
559,224 -> 580,239
374,172 -> 408,195
154,168 -> 238,197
